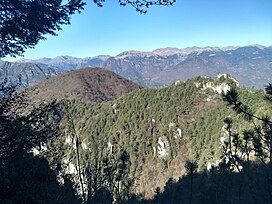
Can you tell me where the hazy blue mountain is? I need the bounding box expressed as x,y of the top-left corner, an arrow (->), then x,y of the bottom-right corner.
2,45 -> 272,89
0,60 -> 57,89
18,55 -> 111,71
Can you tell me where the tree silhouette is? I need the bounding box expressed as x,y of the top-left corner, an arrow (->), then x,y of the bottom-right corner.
0,0 -> 175,58
100,149 -> 132,203
222,87 -> 272,168
0,0 -> 85,58
220,85 -> 272,201
94,0 -> 176,13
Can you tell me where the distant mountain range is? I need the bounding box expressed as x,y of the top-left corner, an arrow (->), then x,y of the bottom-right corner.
1,45 -> 272,89
17,55 -> 111,71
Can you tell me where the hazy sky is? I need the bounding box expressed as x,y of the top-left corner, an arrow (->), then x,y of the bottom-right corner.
4,0 -> 272,61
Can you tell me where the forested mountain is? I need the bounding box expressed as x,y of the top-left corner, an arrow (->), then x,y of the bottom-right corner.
9,45 -> 272,88
1,69 -> 271,203
22,68 -> 141,111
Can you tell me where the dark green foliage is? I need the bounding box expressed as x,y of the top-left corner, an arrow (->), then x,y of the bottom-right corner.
35,78 -> 200,201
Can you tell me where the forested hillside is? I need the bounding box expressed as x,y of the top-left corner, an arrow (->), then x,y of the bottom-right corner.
2,72 -> 271,203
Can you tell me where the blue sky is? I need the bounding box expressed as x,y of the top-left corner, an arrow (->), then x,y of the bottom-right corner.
5,0 -> 272,61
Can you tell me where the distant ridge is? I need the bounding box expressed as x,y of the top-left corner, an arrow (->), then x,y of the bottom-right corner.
1,45 -> 272,89
0,60 -> 57,88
